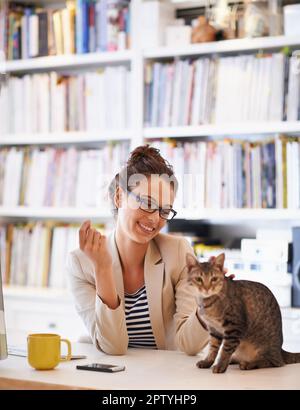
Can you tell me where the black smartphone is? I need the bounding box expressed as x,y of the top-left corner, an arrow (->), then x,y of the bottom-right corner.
76,363 -> 125,373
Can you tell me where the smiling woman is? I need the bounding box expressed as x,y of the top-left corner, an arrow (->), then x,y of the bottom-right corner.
66,145 -> 209,355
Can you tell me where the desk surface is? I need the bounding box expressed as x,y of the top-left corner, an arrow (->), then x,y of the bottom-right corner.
0,343 -> 300,390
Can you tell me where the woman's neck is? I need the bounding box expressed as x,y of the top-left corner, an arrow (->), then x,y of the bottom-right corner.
115,227 -> 148,274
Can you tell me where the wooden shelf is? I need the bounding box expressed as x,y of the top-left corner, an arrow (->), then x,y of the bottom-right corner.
0,206 -> 112,220
176,208 -> 300,222
1,206 -> 299,222
0,130 -> 132,145
0,50 -> 132,73
2,124 -> 299,146
171,0 -> 249,9
143,35 -> 300,59
2,36 -> 299,74
144,122 -> 300,139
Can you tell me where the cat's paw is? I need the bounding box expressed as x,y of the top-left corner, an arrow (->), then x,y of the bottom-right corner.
239,361 -> 249,370
212,363 -> 228,373
196,359 -> 213,369
239,361 -> 256,370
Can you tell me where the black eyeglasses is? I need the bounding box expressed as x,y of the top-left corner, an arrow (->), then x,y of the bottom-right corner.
126,189 -> 177,221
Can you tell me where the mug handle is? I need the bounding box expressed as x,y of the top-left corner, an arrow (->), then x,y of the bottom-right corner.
60,338 -> 72,362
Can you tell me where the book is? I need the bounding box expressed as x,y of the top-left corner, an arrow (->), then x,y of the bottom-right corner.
88,0 -> 96,53
29,13 -> 38,57
82,0 -> 89,53
53,9 -> 63,55
61,2 -> 76,54
287,55 -> 300,121
37,10 -> 48,57
21,8 -> 30,59
47,9 -> 56,56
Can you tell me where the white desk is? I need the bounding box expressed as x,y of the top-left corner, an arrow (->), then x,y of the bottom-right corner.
0,343 -> 300,390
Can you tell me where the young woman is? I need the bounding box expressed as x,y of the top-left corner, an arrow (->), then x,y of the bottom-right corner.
66,145 -> 209,355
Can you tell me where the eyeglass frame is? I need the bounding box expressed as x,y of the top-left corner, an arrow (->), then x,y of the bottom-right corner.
124,187 -> 177,221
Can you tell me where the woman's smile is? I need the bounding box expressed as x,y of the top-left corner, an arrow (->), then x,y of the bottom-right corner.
136,221 -> 156,235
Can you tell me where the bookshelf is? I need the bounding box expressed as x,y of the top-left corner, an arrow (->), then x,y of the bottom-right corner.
3,35 -> 300,74
0,207 -> 300,223
0,206 -> 112,220
1,0 -> 300,331
144,121 -> 300,138
176,208 -> 300,223
0,50 -> 133,73
143,34 -> 300,59
0,130 -> 132,145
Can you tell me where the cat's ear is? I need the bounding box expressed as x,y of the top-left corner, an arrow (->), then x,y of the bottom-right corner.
214,253 -> 225,270
186,253 -> 198,271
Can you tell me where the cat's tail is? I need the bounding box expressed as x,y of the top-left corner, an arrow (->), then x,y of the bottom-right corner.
281,349 -> 300,364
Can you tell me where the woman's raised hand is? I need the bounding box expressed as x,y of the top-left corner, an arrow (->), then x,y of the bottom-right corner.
79,220 -> 113,271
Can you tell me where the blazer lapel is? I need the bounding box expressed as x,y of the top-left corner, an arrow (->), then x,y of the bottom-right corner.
108,230 -> 166,349
144,239 -> 166,350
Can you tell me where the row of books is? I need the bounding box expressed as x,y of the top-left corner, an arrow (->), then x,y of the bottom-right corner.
0,142 -> 130,208
1,135 -> 299,210
144,52 -> 299,127
0,222 -> 106,289
2,0 -> 131,60
0,67 -> 131,134
151,135 -> 300,210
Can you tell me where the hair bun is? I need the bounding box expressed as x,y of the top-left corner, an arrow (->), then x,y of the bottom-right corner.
127,145 -> 160,166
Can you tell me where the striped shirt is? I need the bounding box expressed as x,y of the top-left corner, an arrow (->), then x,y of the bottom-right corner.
124,285 -> 157,349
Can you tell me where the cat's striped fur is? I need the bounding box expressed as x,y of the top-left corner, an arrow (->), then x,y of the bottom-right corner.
187,253 -> 300,373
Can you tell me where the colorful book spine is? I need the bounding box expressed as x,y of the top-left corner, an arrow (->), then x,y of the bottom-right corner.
76,0 -> 84,54
38,11 -> 48,57
88,1 -> 96,53
82,0 -> 89,53
100,0 -> 108,51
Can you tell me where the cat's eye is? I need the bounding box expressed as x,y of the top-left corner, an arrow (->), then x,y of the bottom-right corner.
211,277 -> 218,283
196,277 -> 202,283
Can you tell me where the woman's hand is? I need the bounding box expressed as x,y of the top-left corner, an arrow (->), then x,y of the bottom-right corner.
209,255 -> 235,280
79,220 -> 113,271
79,220 -> 119,309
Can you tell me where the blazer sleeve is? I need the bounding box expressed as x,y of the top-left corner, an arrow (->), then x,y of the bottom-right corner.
173,238 -> 209,356
66,251 -> 128,355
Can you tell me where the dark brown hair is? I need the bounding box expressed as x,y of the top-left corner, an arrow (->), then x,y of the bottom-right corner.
108,144 -> 178,216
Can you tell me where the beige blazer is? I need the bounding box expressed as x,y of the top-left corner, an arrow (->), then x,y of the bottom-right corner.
66,230 -> 209,356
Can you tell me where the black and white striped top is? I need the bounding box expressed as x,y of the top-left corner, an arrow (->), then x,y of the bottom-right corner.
124,285 -> 157,349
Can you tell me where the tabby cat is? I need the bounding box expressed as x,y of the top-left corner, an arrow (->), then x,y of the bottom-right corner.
187,253 -> 300,373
